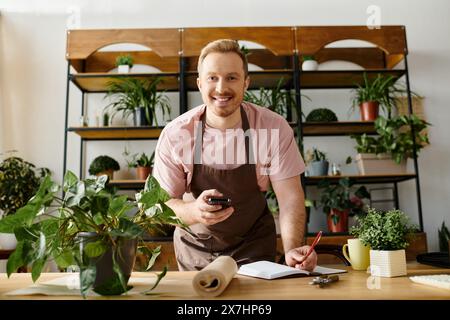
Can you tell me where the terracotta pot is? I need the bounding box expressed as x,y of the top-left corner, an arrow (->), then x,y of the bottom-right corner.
136,166 -> 152,180
359,101 -> 379,121
327,208 -> 349,233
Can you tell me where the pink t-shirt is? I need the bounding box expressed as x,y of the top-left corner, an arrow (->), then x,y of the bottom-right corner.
153,102 -> 305,198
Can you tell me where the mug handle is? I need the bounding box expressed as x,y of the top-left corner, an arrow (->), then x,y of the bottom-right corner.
342,244 -> 352,265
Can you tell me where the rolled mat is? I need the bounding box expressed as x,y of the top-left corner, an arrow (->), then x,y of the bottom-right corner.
192,255 -> 238,297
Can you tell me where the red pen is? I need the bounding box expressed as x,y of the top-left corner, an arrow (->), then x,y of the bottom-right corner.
301,230 -> 322,263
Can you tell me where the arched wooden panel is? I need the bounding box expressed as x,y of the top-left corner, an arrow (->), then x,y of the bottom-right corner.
66,28 -> 181,60
296,26 -> 407,67
182,27 -> 295,57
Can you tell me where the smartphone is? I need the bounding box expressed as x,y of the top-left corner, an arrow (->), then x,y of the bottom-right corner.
207,197 -> 232,208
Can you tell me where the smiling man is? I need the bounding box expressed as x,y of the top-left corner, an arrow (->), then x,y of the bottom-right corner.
153,39 -> 317,271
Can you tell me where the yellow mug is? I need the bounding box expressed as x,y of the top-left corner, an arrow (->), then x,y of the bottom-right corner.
342,238 -> 370,271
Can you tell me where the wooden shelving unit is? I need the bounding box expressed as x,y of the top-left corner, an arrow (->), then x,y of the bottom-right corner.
301,121 -> 376,136
305,173 -> 417,185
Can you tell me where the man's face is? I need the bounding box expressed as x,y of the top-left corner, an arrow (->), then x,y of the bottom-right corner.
197,52 -> 249,118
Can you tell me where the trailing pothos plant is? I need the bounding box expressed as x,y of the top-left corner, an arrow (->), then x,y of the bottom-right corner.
0,171 -> 185,297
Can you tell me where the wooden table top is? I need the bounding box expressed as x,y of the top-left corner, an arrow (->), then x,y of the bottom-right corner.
1,262 -> 449,300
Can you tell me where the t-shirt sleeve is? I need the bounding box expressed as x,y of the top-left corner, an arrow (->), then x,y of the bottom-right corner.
268,119 -> 305,181
152,129 -> 187,199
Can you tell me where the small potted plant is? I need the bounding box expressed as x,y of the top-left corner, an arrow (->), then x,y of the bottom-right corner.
317,177 -> 370,233
351,207 -> 417,277
125,151 -> 155,180
305,108 -> 338,122
0,154 -> 49,250
88,155 -> 120,180
352,114 -> 430,174
305,148 -> 329,176
350,73 -> 419,121
0,171 -> 184,296
105,77 -> 171,127
301,55 -> 318,71
116,54 -> 134,73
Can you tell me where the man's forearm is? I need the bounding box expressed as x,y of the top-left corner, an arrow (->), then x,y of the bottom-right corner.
278,195 -> 306,254
166,198 -> 196,226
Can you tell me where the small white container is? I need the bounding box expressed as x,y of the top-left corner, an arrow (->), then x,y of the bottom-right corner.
369,249 -> 407,277
302,60 -> 319,71
0,233 -> 18,250
118,65 -> 130,73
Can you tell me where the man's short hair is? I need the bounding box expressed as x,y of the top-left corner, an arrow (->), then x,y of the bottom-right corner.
197,39 -> 248,76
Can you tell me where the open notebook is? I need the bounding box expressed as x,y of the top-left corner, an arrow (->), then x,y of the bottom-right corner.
237,261 -> 347,280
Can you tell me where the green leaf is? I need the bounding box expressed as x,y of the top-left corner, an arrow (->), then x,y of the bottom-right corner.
90,195 -> 110,216
109,195 -> 132,218
6,241 -> 25,277
54,250 -> 75,269
80,264 -> 96,298
110,218 -> 144,239
143,265 -> 168,294
0,204 -> 39,233
31,256 -> 47,282
84,241 -> 107,258
63,171 -> 78,192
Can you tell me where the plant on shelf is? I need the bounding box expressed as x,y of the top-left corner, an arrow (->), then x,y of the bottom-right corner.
350,207 -> 417,277
305,148 -> 329,176
350,73 -> 420,121
124,149 -> 155,180
301,55 -> 318,71
115,54 -> 134,73
317,177 -> 370,233
0,171 -> 185,296
351,114 -> 430,174
305,108 -> 338,122
88,155 -> 120,180
0,153 -> 50,250
104,77 -> 171,127
244,78 -> 309,119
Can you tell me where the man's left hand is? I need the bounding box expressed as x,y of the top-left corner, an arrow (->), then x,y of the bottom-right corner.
285,246 -> 318,272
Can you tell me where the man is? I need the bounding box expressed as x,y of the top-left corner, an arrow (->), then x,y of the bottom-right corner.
153,39 -> 317,271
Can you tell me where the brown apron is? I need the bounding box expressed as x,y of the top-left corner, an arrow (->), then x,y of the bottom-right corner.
173,106 -> 277,271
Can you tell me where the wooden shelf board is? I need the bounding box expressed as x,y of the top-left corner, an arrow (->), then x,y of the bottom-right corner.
301,121 -> 376,136
305,173 -> 417,185
69,72 -> 180,92
300,69 -> 406,89
68,126 -> 163,140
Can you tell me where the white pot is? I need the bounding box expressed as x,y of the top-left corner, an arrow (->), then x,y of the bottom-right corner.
369,249 -> 407,277
0,233 -> 18,250
118,65 -> 130,73
355,153 -> 407,175
302,60 -> 318,71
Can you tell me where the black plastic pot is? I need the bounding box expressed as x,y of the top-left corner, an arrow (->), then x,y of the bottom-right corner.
134,107 -> 153,126
78,232 -> 138,295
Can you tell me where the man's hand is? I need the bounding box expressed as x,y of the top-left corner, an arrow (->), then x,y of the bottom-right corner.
285,245 -> 318,272
190,189 -> 234,225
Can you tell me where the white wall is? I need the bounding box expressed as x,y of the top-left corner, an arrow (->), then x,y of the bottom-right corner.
1,0 -> 450,252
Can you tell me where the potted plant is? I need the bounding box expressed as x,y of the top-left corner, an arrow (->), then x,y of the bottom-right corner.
88,155 -> 120,180
124,150 -> 155,180
104,77 -> 171,127
115,54 -> 134,74
305,148 -> 329,176
305,108 -> 338,122
0,171 -> 184,296
352,114 -> 430,174
244,78 -> 310,119
350,73 -> 419,121
317,177 -> 370,233
0,155 -> 49,250
351,207 -> 417,277
301,55 -> 318,71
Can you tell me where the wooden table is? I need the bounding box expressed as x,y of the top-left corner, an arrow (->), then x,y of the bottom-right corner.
0,262 -> 449,300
